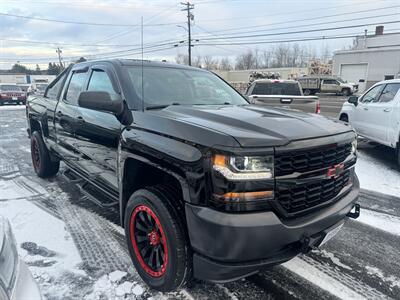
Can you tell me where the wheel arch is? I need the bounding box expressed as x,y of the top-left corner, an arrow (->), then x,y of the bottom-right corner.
119,156 -> 191,227
339,112 -> 349,122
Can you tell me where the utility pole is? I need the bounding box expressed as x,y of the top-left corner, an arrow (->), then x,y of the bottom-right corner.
180,2 -> 194,66
56,47 -> 64,69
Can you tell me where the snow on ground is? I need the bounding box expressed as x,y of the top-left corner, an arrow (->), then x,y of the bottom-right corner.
357,208 -> 400,236
0,199 -> 83,297
356,147 -> 400,197
0,104 -> 26,110
283,257 -> 365,300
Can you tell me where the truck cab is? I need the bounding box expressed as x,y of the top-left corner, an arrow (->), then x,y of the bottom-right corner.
339,79 -> 400,166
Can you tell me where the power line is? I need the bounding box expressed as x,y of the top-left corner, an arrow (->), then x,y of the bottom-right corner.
194,12 -> 400,39
195,20 -> 400,41
193,5 -> 400,35
90,3 -> 181,44
0,11 -> 182,27
195,31 -> 400,46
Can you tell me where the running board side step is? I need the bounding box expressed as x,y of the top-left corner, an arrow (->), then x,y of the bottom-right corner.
346,203 -> 360,219
78,182 -> 119,208
62,168 -> 85,184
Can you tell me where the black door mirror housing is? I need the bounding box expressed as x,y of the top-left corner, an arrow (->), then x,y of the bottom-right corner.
78,91 -> 124,115
348,95 -> 358,106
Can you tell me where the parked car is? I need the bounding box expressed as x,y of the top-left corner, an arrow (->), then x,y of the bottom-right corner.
0,83 -> 27,105
0,217 -> 42,300
339,79 -> 400,166
17,84 -> 32,95
298,76 -> 356,96
246,79 -> 320,114
27,59 -> 360,292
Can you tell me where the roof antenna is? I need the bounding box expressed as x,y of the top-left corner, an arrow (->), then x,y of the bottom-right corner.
141,16 -> 144,112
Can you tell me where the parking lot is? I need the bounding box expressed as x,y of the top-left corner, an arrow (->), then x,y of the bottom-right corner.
0,104 -> 399,300
317,94 -> 349,118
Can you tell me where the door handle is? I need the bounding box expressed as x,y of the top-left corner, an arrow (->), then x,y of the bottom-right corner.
383,108 -> 391,112
363,107 -> 369,111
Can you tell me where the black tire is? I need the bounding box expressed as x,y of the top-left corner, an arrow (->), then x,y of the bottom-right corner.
342,89 -> 350,96
339,114 -> 349,123
304,89 -> 311,96
124,186 -> 192,292
30,131 -> 60,178
397,142 -> 400,169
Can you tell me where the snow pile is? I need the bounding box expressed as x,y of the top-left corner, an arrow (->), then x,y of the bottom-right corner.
356,150 -> 400,197
365,266 -> 400,289
84,271 -> 145,300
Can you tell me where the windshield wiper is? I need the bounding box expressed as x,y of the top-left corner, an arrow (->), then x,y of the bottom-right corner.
145,102 -> 181,110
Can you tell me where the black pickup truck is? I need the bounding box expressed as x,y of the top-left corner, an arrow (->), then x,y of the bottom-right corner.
26,59 -> 360,292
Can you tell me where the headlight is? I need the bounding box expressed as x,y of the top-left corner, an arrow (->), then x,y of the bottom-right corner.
213,154 -> 273,180
351,139 -> 357,155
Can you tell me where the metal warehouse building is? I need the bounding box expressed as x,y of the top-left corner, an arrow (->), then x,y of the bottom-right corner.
333,26 -> 400,93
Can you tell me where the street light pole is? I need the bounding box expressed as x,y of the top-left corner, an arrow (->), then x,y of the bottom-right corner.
180,2 -> 194,66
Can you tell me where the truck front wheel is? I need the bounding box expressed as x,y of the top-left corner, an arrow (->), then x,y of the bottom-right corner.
124,186 -> 192,292
397,142 -> 400,169
30,131 -> 60,178
304,89 -> 311,95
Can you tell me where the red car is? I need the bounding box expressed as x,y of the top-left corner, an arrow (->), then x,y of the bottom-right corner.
0,84 -> 27,105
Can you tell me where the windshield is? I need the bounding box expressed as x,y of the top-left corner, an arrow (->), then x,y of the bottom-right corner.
0,85 -> 21,92
36,84 -> 48,91
126,66 -> 248,108
336,77 -> 346,83
251,82 -> 301,96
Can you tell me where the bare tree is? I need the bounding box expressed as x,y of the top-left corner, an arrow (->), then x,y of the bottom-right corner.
175,54 -> 189,65
218,57 -> 233,71
235,50 -> 257,70
203,55 -> 217,70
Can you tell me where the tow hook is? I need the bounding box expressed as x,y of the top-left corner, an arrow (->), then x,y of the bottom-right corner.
346,203 -> 360,219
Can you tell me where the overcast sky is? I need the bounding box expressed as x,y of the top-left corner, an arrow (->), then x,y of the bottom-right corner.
0,0 -> 399,69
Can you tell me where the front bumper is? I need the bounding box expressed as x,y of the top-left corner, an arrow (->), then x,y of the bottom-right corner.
185,176 -> 359,282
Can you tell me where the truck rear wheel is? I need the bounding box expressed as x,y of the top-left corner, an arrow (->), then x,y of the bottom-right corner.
342,89 -> 350,96
124,186 -> 192,292
397,142 -> 400,169
30,131 -> 60,178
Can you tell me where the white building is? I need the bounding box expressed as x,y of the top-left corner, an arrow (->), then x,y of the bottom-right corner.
333,26 -> 400,93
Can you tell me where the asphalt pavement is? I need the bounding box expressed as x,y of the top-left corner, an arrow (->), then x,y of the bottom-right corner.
317,93 -> 349,118
1,106 -> 399,300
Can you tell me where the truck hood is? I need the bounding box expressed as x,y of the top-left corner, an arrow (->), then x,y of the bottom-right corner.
147,105 -> 353,148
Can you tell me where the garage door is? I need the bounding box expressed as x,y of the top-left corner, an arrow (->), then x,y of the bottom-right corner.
340,64 -> 368,93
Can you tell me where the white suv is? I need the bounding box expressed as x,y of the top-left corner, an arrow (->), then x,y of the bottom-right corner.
339,79 -> 400,167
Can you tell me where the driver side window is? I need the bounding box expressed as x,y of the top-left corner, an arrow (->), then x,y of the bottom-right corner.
360,85 -> 384,103
87,70 -> 119,100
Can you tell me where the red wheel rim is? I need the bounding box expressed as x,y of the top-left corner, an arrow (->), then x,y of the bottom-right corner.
31,138 -> 41,171
130,205 -> 168,277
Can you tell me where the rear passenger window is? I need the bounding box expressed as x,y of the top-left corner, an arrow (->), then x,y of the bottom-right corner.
65,71 -> 87,105
378,83 -> 400,103
87,70 -> 119,100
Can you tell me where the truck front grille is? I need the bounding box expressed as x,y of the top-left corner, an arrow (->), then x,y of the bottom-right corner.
275,170 -> 351,217
275,143 -> 352,176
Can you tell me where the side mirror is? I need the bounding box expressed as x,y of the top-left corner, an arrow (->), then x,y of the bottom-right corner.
348,95 -> 358,106
78,91 -> 124,115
